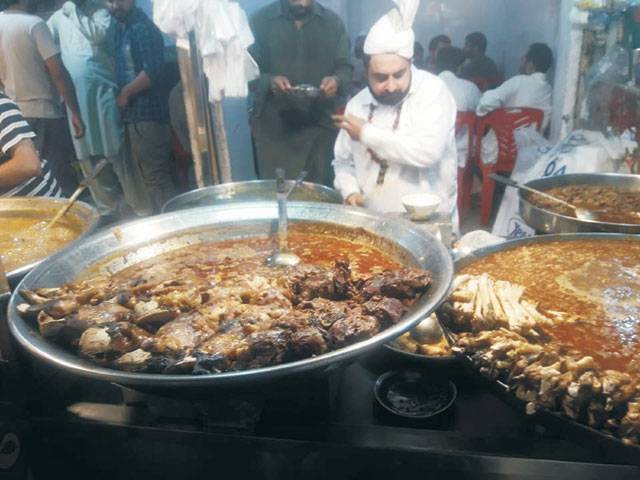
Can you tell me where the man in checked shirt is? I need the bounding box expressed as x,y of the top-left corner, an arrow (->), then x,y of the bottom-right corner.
107,0 -> 174,214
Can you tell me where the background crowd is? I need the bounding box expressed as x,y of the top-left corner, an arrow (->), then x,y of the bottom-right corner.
0,0 -> 554,224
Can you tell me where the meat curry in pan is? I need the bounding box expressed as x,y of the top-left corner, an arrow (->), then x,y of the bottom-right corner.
529,185 -> 640,225
442,239 -> 640,445
18,230 -> 433,375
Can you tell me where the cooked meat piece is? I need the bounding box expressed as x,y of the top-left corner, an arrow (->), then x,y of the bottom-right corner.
290,261 -> 354,302
246,330 -> 289,368
291,269 -> 337,302
198,333 -> 249,364
37,301 -> 133,342
363,296 -> 407,327
328,308 -> 380,348
78,327 -> 112,356
21,288 -> 63,305
289,327 -> 328,358
73,302 -> 133,326
152,315 -> 212,356
39,298 -> 79,319
78,322 -> 151,358
333,259 -> 353,298
132,300 -> 178,330
192,354 -> 228,375
361,268 -> 432,300
300,298 -> 349,330
114,349 -> 154,372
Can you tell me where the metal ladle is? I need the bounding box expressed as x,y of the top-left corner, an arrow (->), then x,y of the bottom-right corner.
46,158 -> 109,230
490,173 -> 602,222
266,169 -> 308,267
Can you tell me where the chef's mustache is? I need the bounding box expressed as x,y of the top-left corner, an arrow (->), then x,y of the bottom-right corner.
370,89 -> 409,106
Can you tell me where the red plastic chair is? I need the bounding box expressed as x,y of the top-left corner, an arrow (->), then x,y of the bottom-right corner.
475,107 -> 544,225
456,112 -> 477,216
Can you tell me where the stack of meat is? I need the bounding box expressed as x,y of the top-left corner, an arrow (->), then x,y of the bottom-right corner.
18,260 -> 431,375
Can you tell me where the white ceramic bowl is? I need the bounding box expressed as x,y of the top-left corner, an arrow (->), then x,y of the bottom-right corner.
402,193 -> 441,220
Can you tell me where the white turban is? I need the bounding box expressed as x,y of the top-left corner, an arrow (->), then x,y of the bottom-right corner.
364,0 -> 420,60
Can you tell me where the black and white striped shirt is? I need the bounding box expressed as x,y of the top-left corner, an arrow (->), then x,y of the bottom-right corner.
0,93 -> 62,198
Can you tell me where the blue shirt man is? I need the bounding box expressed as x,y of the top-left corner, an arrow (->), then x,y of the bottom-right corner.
107,0 -> 174,213
112,5 -> 168,124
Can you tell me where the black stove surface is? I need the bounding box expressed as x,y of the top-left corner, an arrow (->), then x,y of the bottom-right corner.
7,350 -> 638,480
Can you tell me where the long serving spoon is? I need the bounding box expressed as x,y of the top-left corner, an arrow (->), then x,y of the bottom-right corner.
266,169 -> 308,267
490,173 -> 603,222
46,158 -> 109,230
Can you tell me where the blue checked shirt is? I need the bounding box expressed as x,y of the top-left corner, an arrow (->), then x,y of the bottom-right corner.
113,8 -> 169,124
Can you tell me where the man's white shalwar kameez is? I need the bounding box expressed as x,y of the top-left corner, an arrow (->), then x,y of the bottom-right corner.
333,66 -> 459,232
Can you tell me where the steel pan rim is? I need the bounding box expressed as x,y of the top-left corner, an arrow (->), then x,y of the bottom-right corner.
162,180 -> 343,213
454,231 -> 640,266
518,173 -> 640,233
0,197 -> 100,282
8,201 -> 453,388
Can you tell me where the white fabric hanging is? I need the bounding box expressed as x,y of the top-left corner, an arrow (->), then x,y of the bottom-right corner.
153,0 -> 259,101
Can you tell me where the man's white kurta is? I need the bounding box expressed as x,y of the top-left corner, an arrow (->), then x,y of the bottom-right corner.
476,72 -> 553,165
333,67 -> 459,231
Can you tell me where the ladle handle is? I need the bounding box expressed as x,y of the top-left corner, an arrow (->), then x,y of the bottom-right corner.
46,159 -> 109,230
275,169 -> 288,252
489,173 -> 578,211
286,170 -> 308,198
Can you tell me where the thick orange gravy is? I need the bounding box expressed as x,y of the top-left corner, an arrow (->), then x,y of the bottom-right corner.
107,232 -> 403,286
462,240 -> 640,372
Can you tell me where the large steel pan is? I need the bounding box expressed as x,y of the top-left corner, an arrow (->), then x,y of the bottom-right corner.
8,202 -> 453,389
0,197 -> 100,286
162,180 -> 342,213
453,233 -> 640,462
519,173 -> 640,234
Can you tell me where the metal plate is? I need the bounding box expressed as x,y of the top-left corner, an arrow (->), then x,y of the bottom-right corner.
7,202 -> 453,389
453,233 -> 640,458
519,173 -> 640,234
0,197 -> 99,285
162,180 -> 342,213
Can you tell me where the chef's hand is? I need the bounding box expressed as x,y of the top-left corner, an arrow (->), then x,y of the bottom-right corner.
271,76 -> 292,94
333,114 -> 366,141
117,90 -> 130,109
71,113 -> 85,139
345,193 -> 365,207
320,76 -> 339,98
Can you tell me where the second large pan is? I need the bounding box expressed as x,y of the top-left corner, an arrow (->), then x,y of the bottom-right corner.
518,173 -> 640,234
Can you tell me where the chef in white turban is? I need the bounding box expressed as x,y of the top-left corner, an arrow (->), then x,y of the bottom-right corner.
332,0 -> 459,233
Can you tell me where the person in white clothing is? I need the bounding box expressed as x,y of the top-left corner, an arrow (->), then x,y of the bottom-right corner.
436,46 -> 481,168
476,43 -> 553,165
332,0 -> 459,232
437,46 -> 481,113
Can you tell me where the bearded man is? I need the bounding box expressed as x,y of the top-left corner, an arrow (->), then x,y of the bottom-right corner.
332,0 -> 459,231
249,0 -> 353,186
